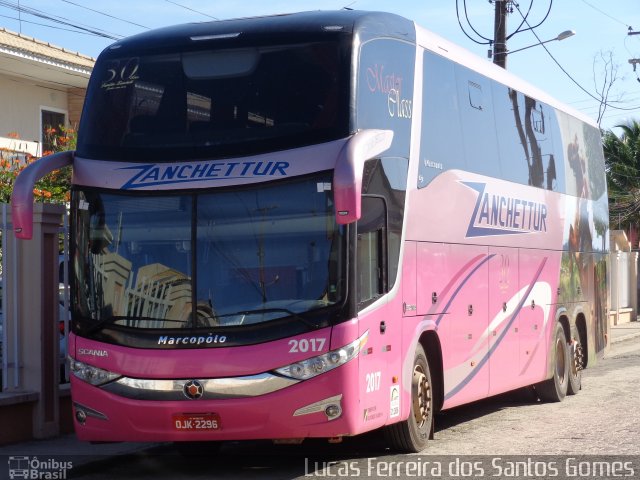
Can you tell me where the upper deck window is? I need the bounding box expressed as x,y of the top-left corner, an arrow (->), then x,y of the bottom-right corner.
77,41 -> 349,161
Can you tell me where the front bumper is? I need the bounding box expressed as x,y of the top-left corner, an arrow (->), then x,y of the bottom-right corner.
71,360 -> 361,442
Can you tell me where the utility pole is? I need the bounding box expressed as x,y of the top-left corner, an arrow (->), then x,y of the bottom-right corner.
630,59 -> 640,82
629,30 -> 640,82
493,0 -> 508,68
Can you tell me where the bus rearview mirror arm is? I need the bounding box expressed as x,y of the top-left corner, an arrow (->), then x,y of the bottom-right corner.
333,129 -> 394,225
11,150 -> 74,240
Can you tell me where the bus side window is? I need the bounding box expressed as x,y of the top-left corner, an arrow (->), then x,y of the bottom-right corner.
357,196 -> 387,308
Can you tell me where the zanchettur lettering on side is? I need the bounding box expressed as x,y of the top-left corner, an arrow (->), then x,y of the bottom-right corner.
463,181 -> 548,238
120,160 -> 290,189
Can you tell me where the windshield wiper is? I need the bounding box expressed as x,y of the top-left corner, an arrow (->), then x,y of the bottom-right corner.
85,316 -> 186,334
215,308 -> 320,329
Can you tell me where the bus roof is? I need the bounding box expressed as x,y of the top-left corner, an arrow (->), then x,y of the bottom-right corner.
99,9 -> 597,129
101,10 -> 413,56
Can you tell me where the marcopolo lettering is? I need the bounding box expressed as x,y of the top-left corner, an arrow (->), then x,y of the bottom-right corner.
120,160 -> 290,189
158,334 -> 227,346
464,181 -> 548,237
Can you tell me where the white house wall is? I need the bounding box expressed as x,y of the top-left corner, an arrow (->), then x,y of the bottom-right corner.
0,73 -> 68,147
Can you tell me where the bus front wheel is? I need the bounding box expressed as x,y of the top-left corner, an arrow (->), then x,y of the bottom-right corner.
384,343 -> 433,452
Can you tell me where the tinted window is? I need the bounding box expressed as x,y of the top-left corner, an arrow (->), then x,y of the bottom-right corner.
419,51 -> 464,187
356,38 -> 415,159
78,42 -> 349,161
455,64 -> 500,179
361,158 -> 407,288
493,84 -> 565,192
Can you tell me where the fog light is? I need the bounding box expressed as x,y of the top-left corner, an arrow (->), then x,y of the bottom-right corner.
324,404 -> 342,420
76,409 -> 87,425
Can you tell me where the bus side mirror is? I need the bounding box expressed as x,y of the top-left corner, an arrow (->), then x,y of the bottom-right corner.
333,130 -> 393,225
11,151 -> 74,240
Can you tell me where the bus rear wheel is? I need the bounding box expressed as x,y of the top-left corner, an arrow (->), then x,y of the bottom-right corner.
567,338 -> 583,395
384,344 -> 433,452
536,322 -> 569,402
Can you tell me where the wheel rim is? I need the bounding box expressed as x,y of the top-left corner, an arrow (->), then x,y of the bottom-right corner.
555,337 -> 566,383
412,364 -> 432,428
570,342 -> 578,377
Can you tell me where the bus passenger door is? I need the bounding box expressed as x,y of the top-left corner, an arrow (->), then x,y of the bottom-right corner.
356,196 -> 400,429
488,248 -> 520,395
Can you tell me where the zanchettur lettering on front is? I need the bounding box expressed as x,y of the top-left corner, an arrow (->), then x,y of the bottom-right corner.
120,160 -> 290,189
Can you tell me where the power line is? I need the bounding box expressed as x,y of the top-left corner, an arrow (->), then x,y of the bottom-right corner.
0,0 -> 123,40
462,0 -> 492,43
164,0 -> 218,20
579,0 -> 632,29
507,0 -> 553,39
506,0 -> 533,40
513,3 -> 640,113
455,0 -> 491,45
0,13 -> 105,36
59,0 -> 150,30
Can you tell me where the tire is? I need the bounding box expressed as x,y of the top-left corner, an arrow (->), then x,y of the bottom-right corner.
567,337 -> 583,395
384,344 -> 433,452
536,322 -> 570,402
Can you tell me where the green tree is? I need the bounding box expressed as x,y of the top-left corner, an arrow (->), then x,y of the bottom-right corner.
604,120 -> 640,229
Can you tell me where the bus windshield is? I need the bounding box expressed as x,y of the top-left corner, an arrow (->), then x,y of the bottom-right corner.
72,173 -> 344,330
77,41 -> 349,161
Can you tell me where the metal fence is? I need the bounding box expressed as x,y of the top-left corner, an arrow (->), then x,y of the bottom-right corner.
1,202 -> 17,391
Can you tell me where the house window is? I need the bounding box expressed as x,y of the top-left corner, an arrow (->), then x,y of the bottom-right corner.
41,109 -> 66,154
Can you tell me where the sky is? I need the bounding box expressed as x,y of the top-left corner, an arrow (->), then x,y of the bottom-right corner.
2,0 -> 640,132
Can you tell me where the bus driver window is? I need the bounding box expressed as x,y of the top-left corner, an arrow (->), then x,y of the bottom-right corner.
357,196 -> 388,308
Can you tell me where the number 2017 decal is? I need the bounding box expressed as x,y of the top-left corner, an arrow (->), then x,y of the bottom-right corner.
288,338 -> 326,353
366,371 -> 381,392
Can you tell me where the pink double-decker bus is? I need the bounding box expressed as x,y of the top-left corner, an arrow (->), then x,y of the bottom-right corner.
13,10 -> 608,452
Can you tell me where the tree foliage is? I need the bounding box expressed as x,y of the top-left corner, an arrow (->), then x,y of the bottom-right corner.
0,126 -> 75,204
604,120 -> 640,227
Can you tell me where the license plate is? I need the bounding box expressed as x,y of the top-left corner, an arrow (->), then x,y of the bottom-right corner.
173,413 -> 221,431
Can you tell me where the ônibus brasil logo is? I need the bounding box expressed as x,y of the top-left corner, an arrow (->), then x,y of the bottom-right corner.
8,456 -> 73,479
463,182 -> 548,238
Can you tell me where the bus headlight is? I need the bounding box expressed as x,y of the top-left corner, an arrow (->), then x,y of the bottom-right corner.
274,331 -> 368,380
69,357 -> 121,386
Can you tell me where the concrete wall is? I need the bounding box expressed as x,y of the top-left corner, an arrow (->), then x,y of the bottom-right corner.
609,230 -> 638,326
0,74 -> 69,146
1,203 -> 69,443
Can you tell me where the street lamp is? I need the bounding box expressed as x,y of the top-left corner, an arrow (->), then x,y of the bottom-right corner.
494,30 -> 576,58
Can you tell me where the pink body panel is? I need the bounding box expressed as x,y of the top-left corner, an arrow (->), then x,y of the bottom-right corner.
398,169 -> 570,410
70,321 -> 373,441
